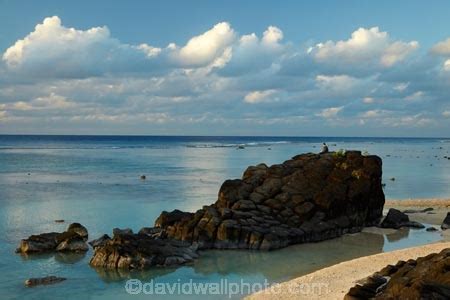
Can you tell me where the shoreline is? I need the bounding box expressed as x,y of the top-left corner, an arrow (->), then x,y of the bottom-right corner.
246,242 -> 450,300
247,198 -> 450,300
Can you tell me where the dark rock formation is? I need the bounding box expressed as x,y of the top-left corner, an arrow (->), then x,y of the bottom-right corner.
112,228 -> 133,236
442,212 -> 450,230
16,223 -> 89,254
25,276 -> 66,287
89,234 -> 111,249
380,208 -> 425,229
89,230 -> 198,269
155,151 -> 385,250
345,248 -> 450,299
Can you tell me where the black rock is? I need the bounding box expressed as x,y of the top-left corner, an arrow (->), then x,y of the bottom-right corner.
345,248 -> 450,299
90,233 -> 198,269
17,223 -> 89,254
441,212 -> 450,230
89,234 -> 111,249
156,151 -> 385,250
380,208 -> 409,229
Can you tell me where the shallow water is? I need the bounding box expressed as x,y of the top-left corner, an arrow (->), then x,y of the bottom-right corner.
1,136 -> 449,299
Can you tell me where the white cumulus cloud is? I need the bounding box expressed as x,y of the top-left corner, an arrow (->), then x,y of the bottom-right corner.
169,22 -> 236,67
310,27 -> 418,68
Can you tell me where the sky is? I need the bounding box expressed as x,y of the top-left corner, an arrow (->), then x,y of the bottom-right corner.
1,0 -> 450,136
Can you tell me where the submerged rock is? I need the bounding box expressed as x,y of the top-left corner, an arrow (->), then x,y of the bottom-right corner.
403,207 -> 434,214
16,223 -> 89,254
25,276 -> 66,287
380,208 -> 425,229
345,248 -> 450,299
89,231 -> 198,269
156,151 -> 385,250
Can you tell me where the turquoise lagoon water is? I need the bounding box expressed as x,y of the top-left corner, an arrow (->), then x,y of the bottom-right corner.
0,136 -> 450,299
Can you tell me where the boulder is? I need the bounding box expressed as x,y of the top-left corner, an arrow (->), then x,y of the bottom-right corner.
25,276 -> 66,287
442,212 -> 450,230
380,208 -> 424,229
16,223 -> 89,254
345,248 -> 450,299
89,231 -> 199,269
16,232 -> 59,253
67,223 -> 88,241
155,151 -> 385,250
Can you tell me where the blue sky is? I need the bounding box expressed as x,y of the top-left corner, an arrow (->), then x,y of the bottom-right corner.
1,0 -> 450,136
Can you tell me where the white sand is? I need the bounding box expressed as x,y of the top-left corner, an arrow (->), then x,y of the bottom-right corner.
246,242 -> 450,300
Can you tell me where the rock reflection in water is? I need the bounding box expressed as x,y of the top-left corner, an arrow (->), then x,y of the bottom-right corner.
192,232 -> 384,281
19,251 -> 86,264
93,265 -> 181,283
385,227 -> 410,243
91,232 -> 384,283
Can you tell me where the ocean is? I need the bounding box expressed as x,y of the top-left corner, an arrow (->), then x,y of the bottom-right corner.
0,135 -> 449,299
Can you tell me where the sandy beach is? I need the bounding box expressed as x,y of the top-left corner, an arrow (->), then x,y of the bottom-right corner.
247,198 -> 450,300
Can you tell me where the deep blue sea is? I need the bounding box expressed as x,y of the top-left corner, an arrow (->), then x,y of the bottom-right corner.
1,135 -> 449,299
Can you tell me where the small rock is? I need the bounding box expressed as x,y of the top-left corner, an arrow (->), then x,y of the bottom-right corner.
140,175 -> 146,180
17,223 -> 89,254
25,276 -> 66,287
54,219 -> 65,223
426,227 -> 438,232
441,212 -> 450,230
389,177 -> 395,181
380,209 -> 424,229
380,209 -> 409,229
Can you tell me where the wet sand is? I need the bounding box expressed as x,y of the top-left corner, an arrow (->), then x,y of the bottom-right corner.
247,198 -> 450,300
